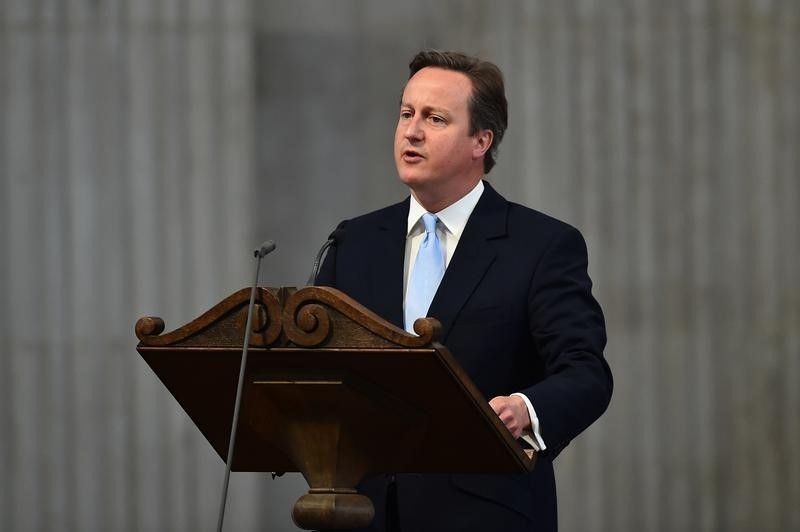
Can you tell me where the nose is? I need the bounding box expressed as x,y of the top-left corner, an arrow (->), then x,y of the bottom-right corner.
404,116 -> 424,142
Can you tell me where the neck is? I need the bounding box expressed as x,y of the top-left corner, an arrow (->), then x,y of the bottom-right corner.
410,176 -> 482,213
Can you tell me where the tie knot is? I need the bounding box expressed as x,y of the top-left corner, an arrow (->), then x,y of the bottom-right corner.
422,213 -> 438,234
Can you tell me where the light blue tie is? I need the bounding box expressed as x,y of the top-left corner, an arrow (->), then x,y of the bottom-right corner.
405,213 -> 445,333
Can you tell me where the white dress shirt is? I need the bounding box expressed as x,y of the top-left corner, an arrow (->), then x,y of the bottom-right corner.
403,180 -> 546,451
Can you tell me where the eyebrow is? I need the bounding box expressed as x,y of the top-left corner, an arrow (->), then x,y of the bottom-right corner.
399,102 -> 452,116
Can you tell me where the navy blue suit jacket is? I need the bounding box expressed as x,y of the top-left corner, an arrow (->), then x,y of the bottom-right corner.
317,182 -> 612,532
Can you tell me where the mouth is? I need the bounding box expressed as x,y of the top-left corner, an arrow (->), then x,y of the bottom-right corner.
401,149 -> 424,162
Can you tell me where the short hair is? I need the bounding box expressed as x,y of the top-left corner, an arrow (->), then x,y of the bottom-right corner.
408,50 -> 508,174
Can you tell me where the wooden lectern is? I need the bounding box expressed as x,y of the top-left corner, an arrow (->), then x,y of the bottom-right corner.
136,286 -> 535,530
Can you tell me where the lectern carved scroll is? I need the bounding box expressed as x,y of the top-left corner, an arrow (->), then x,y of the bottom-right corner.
136,286 -> 534,530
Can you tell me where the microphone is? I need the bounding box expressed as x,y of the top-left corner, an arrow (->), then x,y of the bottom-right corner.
217,239 -> 276,532
255,240 -> 276,258
306,229 -> 344,286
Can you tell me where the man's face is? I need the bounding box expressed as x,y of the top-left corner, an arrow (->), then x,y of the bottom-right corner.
394,67 -> 487,198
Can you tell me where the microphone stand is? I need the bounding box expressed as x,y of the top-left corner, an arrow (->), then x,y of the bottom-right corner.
216,241 -> 275,532
307,229 -> 344,286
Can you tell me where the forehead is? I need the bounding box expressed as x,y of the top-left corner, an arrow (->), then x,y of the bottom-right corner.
401,67 -> 472,112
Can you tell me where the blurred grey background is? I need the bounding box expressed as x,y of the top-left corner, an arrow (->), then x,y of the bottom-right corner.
1,0 -> 798,531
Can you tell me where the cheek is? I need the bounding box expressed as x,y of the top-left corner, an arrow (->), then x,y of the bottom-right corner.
393,127 -> 405,150
441,138 -> 470,164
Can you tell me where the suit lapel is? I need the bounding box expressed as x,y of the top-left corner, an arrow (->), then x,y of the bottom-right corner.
368,199 -> 409,328
428,183 -> 508,342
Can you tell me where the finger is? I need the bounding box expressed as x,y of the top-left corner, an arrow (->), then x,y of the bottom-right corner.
488,396 -> 505,414
490,396 -> 525,437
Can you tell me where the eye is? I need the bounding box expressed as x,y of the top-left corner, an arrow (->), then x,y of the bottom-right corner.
399,109 -> 413,120
428,115 -> 446,125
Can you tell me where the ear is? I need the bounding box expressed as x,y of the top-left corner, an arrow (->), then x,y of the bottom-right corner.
472,129 -> 494,160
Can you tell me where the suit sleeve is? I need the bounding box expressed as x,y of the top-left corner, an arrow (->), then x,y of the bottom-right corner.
522,225 -> 612,457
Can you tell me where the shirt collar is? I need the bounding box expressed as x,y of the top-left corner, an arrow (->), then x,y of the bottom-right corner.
407,180 -> 485,238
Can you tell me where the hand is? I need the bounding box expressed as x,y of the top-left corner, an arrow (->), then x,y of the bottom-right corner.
489,395 -> 531,439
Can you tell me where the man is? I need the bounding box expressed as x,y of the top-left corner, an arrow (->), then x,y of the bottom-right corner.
317,50 -> 612,532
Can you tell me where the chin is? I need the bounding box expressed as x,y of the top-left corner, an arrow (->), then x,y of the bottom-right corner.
398,173 -> 428,189
397,161 -> 429,181
396,166 -> 416,185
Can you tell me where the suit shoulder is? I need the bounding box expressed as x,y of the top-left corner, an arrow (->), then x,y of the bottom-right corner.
506,201 -> 582,238
335,199 -> 407,232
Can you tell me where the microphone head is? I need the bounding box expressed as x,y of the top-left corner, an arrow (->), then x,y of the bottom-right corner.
255,240 -> 277,258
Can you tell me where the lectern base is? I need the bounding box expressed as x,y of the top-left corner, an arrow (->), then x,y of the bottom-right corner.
292,490 -> 375,531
